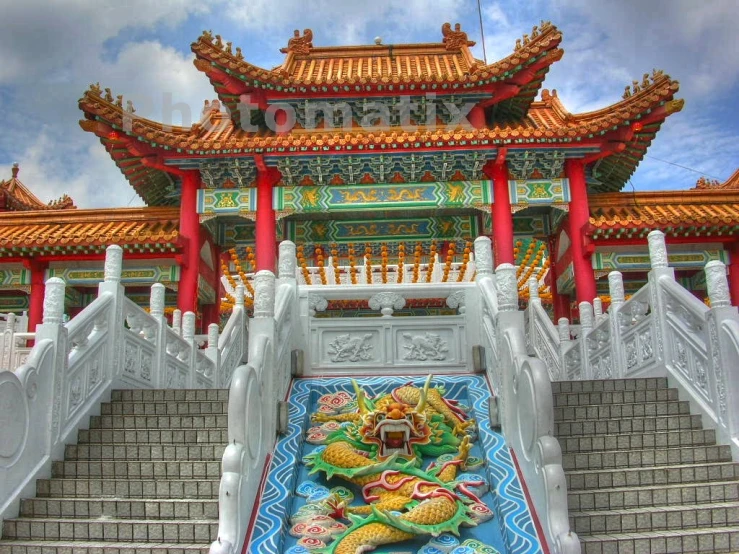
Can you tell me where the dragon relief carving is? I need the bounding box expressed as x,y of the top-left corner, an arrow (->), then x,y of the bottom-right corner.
328,333 -> 374,363
402,332 -> 449,361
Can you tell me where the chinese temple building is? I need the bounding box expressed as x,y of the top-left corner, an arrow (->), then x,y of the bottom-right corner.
4,21 -> 739,328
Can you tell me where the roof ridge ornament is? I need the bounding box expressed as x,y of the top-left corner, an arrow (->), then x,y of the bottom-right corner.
623,69 -> 671,99
441,22 -> 474,50
11,162 -> 19,179
281,29 -> 313,55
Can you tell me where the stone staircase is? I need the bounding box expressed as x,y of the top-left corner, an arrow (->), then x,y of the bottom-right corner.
0,389 -> 228,554
553,377 -> 739,554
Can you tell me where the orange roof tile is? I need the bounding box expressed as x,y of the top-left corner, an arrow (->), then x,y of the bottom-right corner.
588,190 -> 739,239
0,207 -> 180,256
0,164 -> 75,211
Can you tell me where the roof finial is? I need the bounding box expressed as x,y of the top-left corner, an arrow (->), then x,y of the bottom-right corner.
374,36 -> 382,45
442,22 -> 474,50
11,162 -> 19,178
281,29 -> 313,55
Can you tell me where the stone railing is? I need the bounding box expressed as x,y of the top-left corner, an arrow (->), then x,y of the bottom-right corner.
475,239 -> 579,554
0,312 -> 34,372
212,238 -> 577,554
211,241 -> 298,554
526,230 -> 739,458
0,245 -> 248,522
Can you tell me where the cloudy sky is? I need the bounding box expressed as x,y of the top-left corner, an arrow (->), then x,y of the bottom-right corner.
0,0 -> 736,208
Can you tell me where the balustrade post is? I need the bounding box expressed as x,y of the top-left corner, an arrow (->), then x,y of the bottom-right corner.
647,230 -> 675,365
496,264 -> 518,312
234,285 -> 247,364
205,323 -> 221,386
557,317 -> 571,380
579,301 -> 594,380
171,309 -> 182,336
252,271 -> 277,441
526,277 -> 540,356
34,277 -> 70,451
704,261 -> 739,449
182,311 -> 196,388
607,271 -> 627,378
473,236 -> 494,277
149,283 -> 168,388
278,241 -> 297,281
98,245 -> 125,381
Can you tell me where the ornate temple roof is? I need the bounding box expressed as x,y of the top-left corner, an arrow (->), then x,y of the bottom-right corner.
0,207 -> 180,257
78,24 -> 682,204
0,163 -> 75,212
191,22 -> 563,121
587,189 -> 739,239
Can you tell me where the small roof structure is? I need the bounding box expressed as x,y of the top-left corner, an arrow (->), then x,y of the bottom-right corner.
0,206 -> 180,257
0,163 -> 75,212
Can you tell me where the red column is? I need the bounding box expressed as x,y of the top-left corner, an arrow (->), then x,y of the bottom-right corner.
469,106 -> 486,129
256,167 -> 280,272
729,242 -> 739,307
489,162 -> 514,267
28,260 -> 48,331
178,171 -> 201,314
565,158 -> 597,304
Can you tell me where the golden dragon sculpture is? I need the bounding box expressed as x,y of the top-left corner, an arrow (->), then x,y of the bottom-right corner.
290,376 -> 498,554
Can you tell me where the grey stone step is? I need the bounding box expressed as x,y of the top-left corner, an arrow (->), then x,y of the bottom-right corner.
1,518 -> 216,544
64,444 -> 225,461
51,460 -> 221,480
554,399 -> 691,422
110,389 -> 228,403
19,498 -> 218,521
566,462 -> 739,491
36,478 -> 220,499
553,388 -> 679,407
0,540 -> 210,554
570,502 -> 739,535
88,415 -> 228,430
562,444 -> 733,471
555,414 -> 702,437
579,525 -> 739,553
100,401 -> 227,416
559,429 -> 716,454
78,428 -> 228,445
568,479 -> 739,511
551,377 -> 668,394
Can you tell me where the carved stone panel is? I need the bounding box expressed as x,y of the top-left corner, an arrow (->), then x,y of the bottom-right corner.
394,328 -> 455,364
320,330 -> 381,365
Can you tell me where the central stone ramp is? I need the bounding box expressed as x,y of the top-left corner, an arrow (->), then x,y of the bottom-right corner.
247,375 -> 543,554
0,389 -> 227,554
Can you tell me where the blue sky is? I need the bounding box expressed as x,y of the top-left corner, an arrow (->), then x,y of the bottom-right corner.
0,0 -> 736,208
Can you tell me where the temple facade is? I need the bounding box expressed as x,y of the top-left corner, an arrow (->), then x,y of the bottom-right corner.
3,22 -> 738,329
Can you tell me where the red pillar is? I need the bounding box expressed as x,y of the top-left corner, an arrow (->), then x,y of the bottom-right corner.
28,260 -> 48,331
729,242 -> 739,307
256,167 -> 280,272
488,162 -> 514,267
469,106 -> 486,129
565,159 -> 597,304
177,171 -> 201,314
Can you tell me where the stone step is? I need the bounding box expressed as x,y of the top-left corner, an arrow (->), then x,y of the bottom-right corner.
562,444 -> 733,471
553,388 -> 679,407
570,502 -> 739,535
88,415 -> 228,430
63,444 -> 225,461
19,498 -> 218,521
0,540 -> 210,554
51,460 -> 221,480
555,414 -> 702,437
100,401 -> 227,416
1,518 -> 217,544
110,389 -> 228,403
566,462 -> 739,491
554,400 -> 691,422
568,479 -> 739,512
559,429 -> 716,454
579,526 -> 739,554
78,428 -> 228,445
551,377 -> 668,394
36,478 -> 220,499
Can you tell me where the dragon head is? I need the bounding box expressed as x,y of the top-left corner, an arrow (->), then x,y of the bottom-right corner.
355,376 -> 432,461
